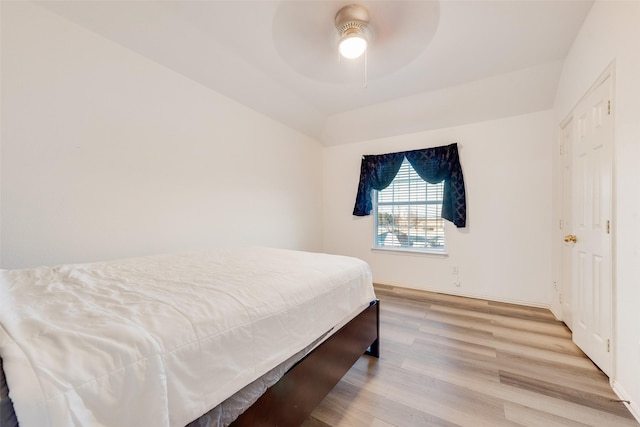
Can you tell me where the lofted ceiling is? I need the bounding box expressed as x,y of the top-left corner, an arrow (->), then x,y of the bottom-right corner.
35,0 -> 594,145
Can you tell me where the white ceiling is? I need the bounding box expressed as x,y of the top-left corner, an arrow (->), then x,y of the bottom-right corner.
36,0 -> 594,145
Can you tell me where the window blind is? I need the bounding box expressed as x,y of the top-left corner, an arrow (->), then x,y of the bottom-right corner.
375,158 -> 445,250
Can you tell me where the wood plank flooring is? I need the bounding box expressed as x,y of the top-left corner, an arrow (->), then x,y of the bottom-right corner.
303,284 -> 637,427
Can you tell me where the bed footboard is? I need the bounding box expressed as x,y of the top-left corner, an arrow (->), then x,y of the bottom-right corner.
231,300 -> 380,427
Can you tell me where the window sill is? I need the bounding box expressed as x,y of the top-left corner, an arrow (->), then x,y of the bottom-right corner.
371,247 -> 448,257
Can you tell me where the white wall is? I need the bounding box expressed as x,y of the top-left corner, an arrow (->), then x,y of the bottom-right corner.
323,110 -> 554,307
0,3 -> 323,269
552,0 -> 640,419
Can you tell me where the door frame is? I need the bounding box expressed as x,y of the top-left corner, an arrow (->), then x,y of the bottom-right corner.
558,118 -> 573,330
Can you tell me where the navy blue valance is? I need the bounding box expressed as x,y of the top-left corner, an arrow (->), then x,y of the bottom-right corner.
353,143 -> 467,228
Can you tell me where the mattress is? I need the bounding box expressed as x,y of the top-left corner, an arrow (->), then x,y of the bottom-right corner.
0,247 -> 376,427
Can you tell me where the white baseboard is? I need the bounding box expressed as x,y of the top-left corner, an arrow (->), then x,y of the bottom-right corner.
374,281 -> 550,309
549,306 -> 563,321
611,380 -> 640,424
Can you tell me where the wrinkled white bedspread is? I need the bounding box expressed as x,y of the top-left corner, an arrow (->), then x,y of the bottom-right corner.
0,247 -> 375,427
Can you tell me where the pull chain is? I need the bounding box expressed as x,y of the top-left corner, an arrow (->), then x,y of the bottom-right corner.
364,49 -> 368,88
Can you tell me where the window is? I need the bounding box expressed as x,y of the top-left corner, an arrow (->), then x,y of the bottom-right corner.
373,158 -> 445,252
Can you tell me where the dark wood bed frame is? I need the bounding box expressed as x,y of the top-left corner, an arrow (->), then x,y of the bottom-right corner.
231,299 -> 380,427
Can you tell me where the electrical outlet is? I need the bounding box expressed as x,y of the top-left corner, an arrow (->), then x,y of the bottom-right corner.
455,281 -> 461,287
451,266 -> 458,274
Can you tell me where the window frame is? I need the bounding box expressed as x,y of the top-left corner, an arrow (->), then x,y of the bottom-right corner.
371,160 -> 447,255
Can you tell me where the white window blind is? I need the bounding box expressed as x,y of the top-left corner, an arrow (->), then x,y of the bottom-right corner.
374,158 -> 445,251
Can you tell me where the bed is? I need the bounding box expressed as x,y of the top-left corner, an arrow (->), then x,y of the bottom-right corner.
0,247 -> 379,427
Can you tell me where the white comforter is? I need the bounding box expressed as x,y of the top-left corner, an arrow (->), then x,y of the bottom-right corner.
0,247 -> 375,427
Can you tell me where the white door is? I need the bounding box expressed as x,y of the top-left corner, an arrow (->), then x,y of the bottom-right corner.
570,75 -> 613,376
560,121 -> 573,330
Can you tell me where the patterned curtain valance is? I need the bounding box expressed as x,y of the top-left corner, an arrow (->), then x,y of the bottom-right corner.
352,143 -> 466,228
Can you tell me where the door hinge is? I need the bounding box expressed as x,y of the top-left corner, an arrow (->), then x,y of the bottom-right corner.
607,339 -> 611,353
559,219 -> 563,229
606,220 -> 611,234
608,100 -> 611,115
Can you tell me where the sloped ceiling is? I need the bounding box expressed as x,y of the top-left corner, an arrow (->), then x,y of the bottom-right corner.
35,0 -> 594,145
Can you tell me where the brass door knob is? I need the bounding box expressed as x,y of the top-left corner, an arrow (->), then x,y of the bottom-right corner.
564,234 -> 577,243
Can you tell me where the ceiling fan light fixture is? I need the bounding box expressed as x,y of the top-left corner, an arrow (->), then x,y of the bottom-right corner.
338,31 -> 368,59
335,4 -> 371,60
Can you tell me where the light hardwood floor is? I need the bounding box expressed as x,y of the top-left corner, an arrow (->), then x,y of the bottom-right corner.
303,284 -> 637,427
